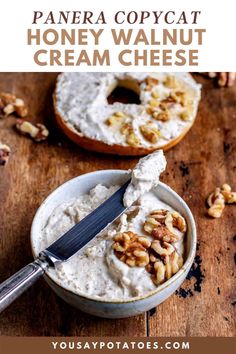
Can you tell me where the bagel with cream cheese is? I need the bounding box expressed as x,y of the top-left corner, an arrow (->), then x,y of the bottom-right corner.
54,72 -> 201,156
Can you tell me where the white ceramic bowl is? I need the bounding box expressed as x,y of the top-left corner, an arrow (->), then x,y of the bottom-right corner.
31,170 -> 197,318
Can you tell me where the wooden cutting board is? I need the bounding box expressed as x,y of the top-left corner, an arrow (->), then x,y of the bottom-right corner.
0,73 -> 235,336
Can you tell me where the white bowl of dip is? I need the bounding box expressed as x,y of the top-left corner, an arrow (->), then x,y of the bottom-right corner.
31,170 -> 197,318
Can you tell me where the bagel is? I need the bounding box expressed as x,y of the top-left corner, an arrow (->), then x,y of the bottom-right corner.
54,72 -> 201,156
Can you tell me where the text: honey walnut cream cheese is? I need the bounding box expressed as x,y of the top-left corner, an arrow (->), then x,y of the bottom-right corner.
36,153 -> 186,300
55,72 -> 201,148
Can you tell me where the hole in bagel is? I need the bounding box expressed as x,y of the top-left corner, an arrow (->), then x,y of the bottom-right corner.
107,78 -> 141,105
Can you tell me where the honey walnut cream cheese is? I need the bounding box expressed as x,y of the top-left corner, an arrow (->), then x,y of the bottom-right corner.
36,152 -> 187,300
54,72 -> 201,154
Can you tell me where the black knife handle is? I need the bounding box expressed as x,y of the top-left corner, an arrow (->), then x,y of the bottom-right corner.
0,259 -> 48,313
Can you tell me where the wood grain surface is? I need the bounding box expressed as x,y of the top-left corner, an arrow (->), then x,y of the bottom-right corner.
0,73 -> 235,337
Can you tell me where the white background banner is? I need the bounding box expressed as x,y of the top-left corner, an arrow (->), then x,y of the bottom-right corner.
0,0 -> 235,71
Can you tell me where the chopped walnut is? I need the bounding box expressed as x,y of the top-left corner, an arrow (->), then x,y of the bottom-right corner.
114,111 -> 126,118
113,231 -> 151,267
161,95 -> 177,105
152,111 -> 170,122
151,91 -> 159,99
0,142 -> 11,166
120,122 -> 140,146
140,123 -> 161,144
159,102 -> 175,111
0,92 -> 28,118
146,106 -> 155,116
16,120 -> 49,142
164,76 -> 179,89
144,77 -> 159,91
170,91 -> 188,106
179,110 -> 190,121
149,99 -> 160,108
106,111 -> 126,126
127,132 -> 140,146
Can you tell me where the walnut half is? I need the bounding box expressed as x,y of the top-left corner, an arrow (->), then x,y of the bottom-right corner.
112,231 -> 151,267
147,242 -> 183,285
144,209 -> 186,242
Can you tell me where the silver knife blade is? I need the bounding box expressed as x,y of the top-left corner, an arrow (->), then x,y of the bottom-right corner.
40,179 -> 130,264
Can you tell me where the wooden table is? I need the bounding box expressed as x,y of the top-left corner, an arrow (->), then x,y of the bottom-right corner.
0,73 -> 235,337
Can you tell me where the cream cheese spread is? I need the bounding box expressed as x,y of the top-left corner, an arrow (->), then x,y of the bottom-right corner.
55,72 -> 201,148
36,153 -> 185,300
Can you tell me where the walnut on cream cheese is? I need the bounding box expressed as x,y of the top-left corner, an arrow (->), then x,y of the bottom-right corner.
112,210 -> 186,286
36,151 -> 186,300
113,231 -> 151,267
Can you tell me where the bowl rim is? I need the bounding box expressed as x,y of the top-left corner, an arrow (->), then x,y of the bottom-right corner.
31,169 -> 197,304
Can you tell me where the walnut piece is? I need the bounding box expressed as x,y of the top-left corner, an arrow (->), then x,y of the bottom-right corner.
140,123 -> 161,144
164,75 -> 180,89
164,252 -> 183,280
152,111 -> 170,122
120,122 -> 140,146
16,120 -> 49,142
170,91 -> 188,106
0,142 -> 11,166
221,184 -> 236,204
206,183 -> 236,218
151,240 -> 175,256
166,211 -> 187,233
149,99 -> 159,108
0,92 -> 28,118
148,244 -> 183,285
151,260 -> 166,285
207,187 -> 225,218
151,91 -> 159,99
144,209 -> 186,242
106,111 -> 126,126
113,231 -> 150,267
179,110 -> 190,121
144,77 -> 159,91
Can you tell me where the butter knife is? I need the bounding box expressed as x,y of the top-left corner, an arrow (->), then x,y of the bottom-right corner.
0,179 -> 130,313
